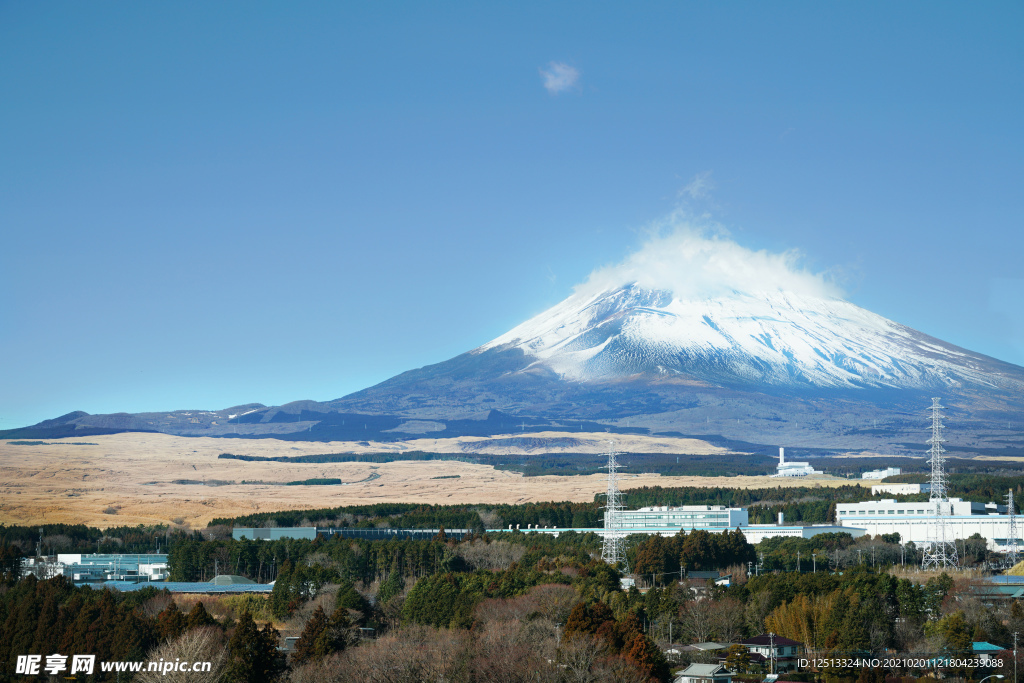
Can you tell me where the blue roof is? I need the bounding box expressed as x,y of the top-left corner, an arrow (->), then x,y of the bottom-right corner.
103,581 -> 273,593
973,642 -> 1007,652
983,575 -> 1024,584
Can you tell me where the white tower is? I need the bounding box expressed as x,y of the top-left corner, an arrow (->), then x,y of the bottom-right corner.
922,398 -> 959,570
601,445 -> 629,571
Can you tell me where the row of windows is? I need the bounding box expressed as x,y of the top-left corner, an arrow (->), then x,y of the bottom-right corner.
839,509 -> 928,515
620,521 -> 732,529
623,515 -> 731,521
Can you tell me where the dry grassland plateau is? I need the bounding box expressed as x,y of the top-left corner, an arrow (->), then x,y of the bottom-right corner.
0,432 -> 854,528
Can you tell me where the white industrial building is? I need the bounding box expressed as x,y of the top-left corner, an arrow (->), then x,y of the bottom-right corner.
739,522 -> 863,544
21,553 -> 169,583
602,505 -> 863,543
871,483 -> 931,496
836,498 -> 1017,551
862,467 -> 902,479
770,448 -> 822,477
616,505 -> 748,532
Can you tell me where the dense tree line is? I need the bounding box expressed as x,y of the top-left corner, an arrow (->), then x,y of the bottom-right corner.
0,576 -> 159,678
213,500 -> 605,532
616,484 -> 876,509
0,577 -> 238,681
0,523 -> 186,556
628,529 -> 756,585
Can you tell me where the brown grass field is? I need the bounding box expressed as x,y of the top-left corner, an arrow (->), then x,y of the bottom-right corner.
0,432 -> 858,529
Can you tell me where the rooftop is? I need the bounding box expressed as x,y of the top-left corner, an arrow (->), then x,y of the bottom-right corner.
741,634 -> 802,647
679,663 -> 733,677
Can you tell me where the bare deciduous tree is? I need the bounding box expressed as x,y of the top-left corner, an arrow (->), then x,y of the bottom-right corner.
302,625 -> 472,683
559,635 -> 606,683
455,539 -> 526,570
472,619 -> 558,683
592,656 -> 653,683
137,627 -> 226,683
711,597 -> 746,643
679,599 -> 717,644
475,509 -> 503,529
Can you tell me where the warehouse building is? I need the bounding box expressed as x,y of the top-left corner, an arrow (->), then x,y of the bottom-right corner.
836,498 -> 1016,551
617,505 -> 748,532
21,553 -> 169,583
862,467 -> 902,479
871,483 -> 931,496
611,505 -> 861,543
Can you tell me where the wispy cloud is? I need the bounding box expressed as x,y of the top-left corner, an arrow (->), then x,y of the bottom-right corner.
678,171 -> 714,200
539,62 -> 580,94
579,213 -> 843,302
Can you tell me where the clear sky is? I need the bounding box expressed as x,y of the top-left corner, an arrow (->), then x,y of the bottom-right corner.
2,2 -> 1022,429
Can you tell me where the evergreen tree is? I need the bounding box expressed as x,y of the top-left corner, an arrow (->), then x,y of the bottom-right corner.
724,644 -> 751,673
335,578 -> 369,617
0,543 -> 22,585
292,606 -> 329,665
157,601 -> 186,641
378,567 -> 405,604
224,612 -> 281,683
292,605 -> 352,665
402,573 -> 461,628
625,631 -> 671,682
564,601 -> 617,642
940,611 -> 973,656
185,601 -> 218,630
839,602 -> 871,654
110,607 -> 156,662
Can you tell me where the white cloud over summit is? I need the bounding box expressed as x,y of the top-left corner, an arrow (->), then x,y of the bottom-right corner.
579,215 -> 844,302
540,62 -> 579,94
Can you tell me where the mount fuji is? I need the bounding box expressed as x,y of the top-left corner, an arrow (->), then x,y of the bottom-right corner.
476,284 -> 1014,391
8,232 -> 1024,455
311,280 -> 1024,452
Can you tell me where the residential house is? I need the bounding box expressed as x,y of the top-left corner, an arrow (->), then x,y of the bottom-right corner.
739,634 -> 802,673
674,663 -> 735,683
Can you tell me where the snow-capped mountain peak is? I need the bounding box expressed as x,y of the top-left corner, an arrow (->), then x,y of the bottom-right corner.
479,283 -> 1004,390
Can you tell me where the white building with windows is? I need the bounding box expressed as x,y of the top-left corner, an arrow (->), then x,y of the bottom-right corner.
603,505 -> 863,543
22,553 -> 169,583
862,467 -> 902,479
836,498 -> 1016,551
871,483 -> 930,496
616,505 -> 748,533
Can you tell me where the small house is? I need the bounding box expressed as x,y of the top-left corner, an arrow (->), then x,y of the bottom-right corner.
674,663 -> 735,683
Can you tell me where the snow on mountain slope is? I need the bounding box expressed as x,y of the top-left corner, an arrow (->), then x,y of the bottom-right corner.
478,283 -> 1008,390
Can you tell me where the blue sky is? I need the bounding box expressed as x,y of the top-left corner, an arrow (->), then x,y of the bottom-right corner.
1,2 -> 1022,428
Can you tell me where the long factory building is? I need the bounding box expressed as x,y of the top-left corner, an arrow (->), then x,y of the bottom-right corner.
604,505 -> 861,543
234,506 -> 862,545
233,499 -> 1020,550
836,498 -> 1018,551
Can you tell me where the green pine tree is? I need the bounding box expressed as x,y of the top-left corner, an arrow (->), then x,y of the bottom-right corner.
224,612 -> 281,683
185,601 -> 218,630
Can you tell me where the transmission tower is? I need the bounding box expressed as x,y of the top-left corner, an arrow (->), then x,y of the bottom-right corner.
601,445 -> 629,572
1007,488 -> 1020,568
922,398 -> 959,569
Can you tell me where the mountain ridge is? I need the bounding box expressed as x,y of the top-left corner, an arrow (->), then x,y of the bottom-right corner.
5,283 -> 1023,455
